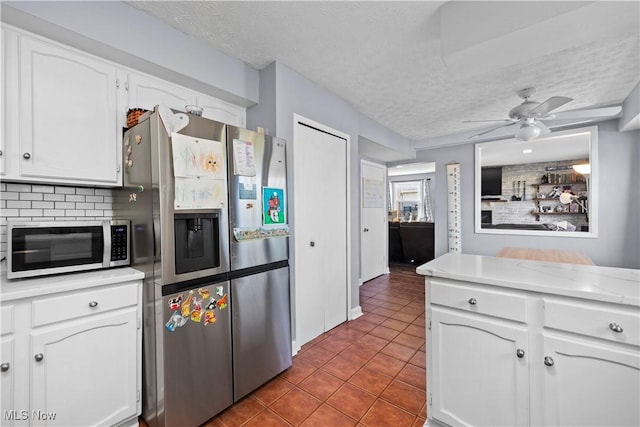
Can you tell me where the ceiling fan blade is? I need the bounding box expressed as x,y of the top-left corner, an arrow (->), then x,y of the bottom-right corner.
463,119 -> 513,123
552,106 -> 622,120
469,122 -> 517,139
529,96 -> 573,116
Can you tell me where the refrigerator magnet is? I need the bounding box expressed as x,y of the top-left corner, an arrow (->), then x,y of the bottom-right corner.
217,294 -> 228,310
190,310 -> 202,323
204,310 -> 216,325
168,294 -> 183,311
206,298 -> 216,310
215,286 -> 224,297
263,187 -> 286,225
181,290 -> 194,317
165,311 -> 186,332
198,288 -> 210,299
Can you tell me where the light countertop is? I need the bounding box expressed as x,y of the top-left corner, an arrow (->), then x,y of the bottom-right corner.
417,253 -> 640,306
1,266 -> 145,302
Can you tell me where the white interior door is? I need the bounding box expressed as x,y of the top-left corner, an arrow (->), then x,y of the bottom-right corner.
295,120 -> 348,346
360,160 -> 387,282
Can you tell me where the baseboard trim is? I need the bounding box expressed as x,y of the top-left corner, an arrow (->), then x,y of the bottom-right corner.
349,305 -> 363,320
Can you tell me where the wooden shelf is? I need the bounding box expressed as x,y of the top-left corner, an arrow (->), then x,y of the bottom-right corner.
532,182 -> 586,187
531,212 -> 585,216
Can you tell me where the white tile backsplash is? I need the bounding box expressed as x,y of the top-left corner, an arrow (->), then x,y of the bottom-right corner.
0,182 -> 115,260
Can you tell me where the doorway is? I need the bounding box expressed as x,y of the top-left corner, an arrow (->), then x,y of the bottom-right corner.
360,160 -> 387,283
293,116 -> 350,348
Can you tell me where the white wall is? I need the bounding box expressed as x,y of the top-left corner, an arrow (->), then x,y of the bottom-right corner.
414,120 -> 640,269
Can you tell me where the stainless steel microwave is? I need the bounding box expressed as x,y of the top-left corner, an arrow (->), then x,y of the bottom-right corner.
7,220 -> 130,279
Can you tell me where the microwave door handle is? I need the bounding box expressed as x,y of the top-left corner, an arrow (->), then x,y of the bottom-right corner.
103,221 -> 112,267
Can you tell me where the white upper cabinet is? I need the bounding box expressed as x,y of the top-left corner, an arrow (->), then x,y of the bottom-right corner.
1,27 -> 19,178
197,94 -> 246,127
16,34 -> 121,187
125,72 -> 195,113
125,72 -> 246,128
1,24 -> 248,188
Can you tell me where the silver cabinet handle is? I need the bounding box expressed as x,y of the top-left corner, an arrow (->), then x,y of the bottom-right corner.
516,349 -> 525,358
0,363 -> 9,372
609,322 -> 623,333
468,298 -> 477,305
544,356 -> 554,367
310,241 -> 315,247
23,152 -> 31,159
88,301 -> 99,308
34,353 -> 44,362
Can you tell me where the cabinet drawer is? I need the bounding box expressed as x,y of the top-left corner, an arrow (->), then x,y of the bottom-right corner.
430,280 -> 527,323
1,305 -> 14,334
31,282 -> 139,327
544,299 -> 640,347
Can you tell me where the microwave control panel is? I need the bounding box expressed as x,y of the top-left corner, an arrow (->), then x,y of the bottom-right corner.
111,225 -> 129,261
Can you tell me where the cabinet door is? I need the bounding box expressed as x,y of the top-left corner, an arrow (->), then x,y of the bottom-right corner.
431,307 -> 529,427
542,334 -> 640,427
1,27 -> 19,178
18,36 -> 120,186
126,72 -> 195,112
30,307 -> 138,427
1,335 -> 16,427
196,94 -> 246,127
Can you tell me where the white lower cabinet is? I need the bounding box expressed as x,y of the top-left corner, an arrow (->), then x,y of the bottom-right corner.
542,334 -> 640,427
0,276 -> 142,427
431,307 -> 529,427
1,305 -> 16,426
426,278 -> 640,427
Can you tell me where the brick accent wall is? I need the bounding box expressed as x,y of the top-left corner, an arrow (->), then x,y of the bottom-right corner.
0,182 -> 115,260
481,159 -> 589,230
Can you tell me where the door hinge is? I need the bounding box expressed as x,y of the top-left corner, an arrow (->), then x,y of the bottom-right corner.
137,390 -> 141,402
428,393 -> 432,405
125,80 -> 129,91
116,78 -> 120,89
137,318 -> 141,330
428,319 -> 431,330
117,164 -> 121,173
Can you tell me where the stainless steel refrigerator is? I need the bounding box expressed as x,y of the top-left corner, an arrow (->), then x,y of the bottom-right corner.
115,109 -> 292,426
226,125 -> 292,401
116,109 -> 233,427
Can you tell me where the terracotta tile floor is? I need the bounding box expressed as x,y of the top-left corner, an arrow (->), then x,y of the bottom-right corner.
205,262 -> 426,427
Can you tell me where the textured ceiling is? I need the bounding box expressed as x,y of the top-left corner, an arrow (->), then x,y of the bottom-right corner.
126,1 -> 639,145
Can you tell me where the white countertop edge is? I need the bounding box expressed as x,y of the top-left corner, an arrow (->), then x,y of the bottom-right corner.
416,253 -> 640,307
1,267 -> 145,302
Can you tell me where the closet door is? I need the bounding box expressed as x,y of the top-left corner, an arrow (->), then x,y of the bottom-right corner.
294,119 -> 348,345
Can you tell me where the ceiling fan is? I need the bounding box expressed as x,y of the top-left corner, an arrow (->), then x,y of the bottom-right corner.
465,87 -> 622,141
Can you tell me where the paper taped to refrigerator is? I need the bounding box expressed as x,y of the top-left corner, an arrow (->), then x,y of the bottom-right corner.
171,133 -> 227,209
232,139 -> 256,176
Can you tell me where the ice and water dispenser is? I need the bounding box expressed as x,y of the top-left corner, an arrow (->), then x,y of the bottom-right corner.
174,212 -> 221,274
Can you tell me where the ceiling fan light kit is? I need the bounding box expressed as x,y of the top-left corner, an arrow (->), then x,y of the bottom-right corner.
516,122 -> 541,141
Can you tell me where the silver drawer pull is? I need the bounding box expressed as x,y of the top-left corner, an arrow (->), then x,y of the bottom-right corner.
516,349 -> 525,358
609,322 -> 623,333
34,353 -> 44,362
468,298 -> 477,305
544,356 -> 554,367
0,363 -> 9,372
88,301 -> 99,308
